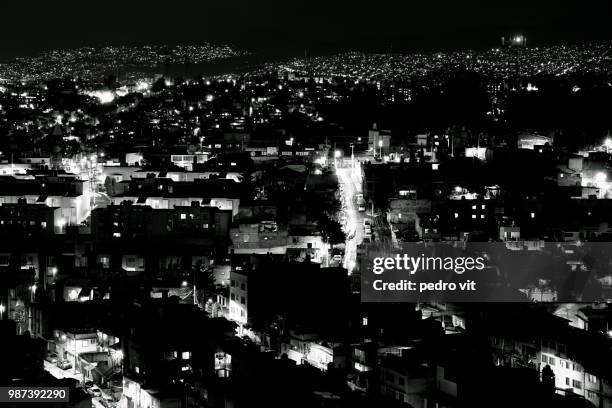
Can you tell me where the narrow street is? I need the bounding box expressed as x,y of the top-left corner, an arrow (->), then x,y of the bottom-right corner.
44,360 -> 83,383
336,164 -> 364,274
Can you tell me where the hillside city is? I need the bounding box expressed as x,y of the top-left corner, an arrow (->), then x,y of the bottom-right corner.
0,39 -> 611,408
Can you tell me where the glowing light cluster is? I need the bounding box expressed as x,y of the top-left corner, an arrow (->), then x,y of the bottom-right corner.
87,90 -> 115,104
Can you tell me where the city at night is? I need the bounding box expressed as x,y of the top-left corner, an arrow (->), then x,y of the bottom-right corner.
0,1 -> 612,407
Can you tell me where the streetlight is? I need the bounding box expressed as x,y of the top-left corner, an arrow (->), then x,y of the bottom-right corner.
604,138 -> 612,154
334,150 -> 341,167
56,218 -> 66,233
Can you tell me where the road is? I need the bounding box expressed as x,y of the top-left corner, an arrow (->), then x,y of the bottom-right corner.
336,164 -> 365,274
44,360 -> 83,382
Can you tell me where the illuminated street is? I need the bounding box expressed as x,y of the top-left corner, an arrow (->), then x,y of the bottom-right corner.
43,361 -> 83,383
336,162 -> 364,273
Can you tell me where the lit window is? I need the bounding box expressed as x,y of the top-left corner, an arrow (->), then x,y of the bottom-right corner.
182,351 -> 191,360
472,214 -> 476,219
531,212 -> 535,219
180,214 -> 187,220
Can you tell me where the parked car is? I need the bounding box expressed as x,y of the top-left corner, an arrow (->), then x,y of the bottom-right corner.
88,386 -> 102,397
45,353 -> 59,364
56,359 -> 72,370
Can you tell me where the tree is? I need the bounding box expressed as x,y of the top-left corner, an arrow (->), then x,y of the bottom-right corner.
317,215 -> 346,247
541,364 -> 555,393
194,262 -> 218,305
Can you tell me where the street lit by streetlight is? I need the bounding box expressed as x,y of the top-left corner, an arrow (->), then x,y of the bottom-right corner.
0,304 -> 5,319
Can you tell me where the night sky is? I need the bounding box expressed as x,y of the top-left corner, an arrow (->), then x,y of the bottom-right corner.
0,0 -> 611,58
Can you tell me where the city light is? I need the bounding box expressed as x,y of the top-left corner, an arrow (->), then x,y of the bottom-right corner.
135,81 -> 150,92
88,90 -> 115,104
0,30 -> 611,407
595,172 -> 607,183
